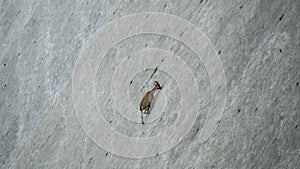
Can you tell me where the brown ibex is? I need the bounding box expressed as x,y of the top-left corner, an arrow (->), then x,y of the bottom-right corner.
139,81 -> 162,124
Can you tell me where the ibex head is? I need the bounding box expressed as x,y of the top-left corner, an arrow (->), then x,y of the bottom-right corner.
154,81 -> 162,90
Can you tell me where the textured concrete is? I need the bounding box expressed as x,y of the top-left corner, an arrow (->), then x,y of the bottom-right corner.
1,0 -> 300,168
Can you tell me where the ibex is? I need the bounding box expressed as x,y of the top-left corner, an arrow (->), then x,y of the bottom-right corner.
139,81 -> 162,124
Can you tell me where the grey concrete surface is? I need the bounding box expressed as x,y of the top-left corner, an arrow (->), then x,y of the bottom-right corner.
1,0 -> 299,168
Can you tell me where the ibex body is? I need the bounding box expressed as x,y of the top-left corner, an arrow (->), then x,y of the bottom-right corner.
139,81 -> 162,124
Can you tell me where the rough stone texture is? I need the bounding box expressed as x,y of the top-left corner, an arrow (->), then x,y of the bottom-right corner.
1,0 -> 299,168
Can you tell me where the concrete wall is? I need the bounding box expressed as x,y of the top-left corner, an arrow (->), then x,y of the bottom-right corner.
1,0 -> 299,168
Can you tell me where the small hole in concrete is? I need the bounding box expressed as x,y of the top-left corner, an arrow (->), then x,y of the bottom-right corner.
88,157 -> 93,164
145,44 -> 148,47
272,138 -> 277,144
295,125 -> 298,129
240,5 -> 243,9
4,63 -> 6,67
279,116 -> 284,121
18,53 -> 21,56
237,109 -> 240,113
130,81 -> 133,85
279,14 -> 284,21
218,51 -> 221,54
4,84 -> 7,88
105,152 -> 108,156
180,31 -> 184,37
109,120 -> 112,123
113,11 -> 116,15
279,49 -> 282,53
164,4 -> 167,8
296,82 -> 299,86
33,40 -> 36,44
255,107 -> 258,111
